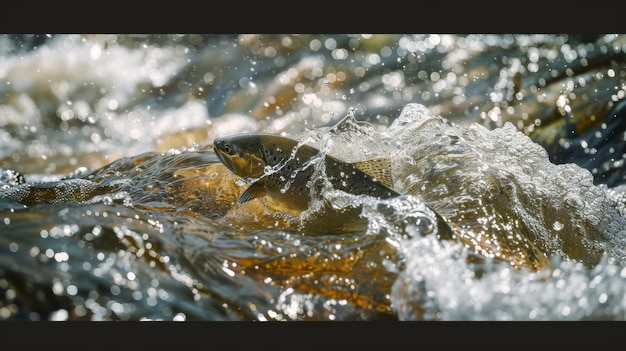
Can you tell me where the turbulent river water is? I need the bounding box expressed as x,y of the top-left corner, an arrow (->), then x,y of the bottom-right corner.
1,34 -> 626,322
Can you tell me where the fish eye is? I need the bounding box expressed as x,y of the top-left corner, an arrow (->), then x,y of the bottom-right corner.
223,144 -> 232,154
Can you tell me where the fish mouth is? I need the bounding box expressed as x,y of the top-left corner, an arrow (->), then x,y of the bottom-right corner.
214,147 -> 236,173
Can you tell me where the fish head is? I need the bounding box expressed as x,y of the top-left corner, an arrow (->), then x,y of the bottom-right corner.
213,134 -> 267,179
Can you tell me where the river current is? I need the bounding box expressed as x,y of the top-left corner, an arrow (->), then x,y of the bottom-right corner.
1,34 -> 625,321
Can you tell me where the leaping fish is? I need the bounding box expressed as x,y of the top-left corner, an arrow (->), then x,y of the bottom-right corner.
213,132 -> 453,237
213,133 -> 395,207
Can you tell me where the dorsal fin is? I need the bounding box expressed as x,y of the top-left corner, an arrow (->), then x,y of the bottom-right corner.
353,158 -> 393,189
238,182 -> 267,203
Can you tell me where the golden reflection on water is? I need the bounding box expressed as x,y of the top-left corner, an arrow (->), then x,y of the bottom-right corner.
1,34 -> 626,321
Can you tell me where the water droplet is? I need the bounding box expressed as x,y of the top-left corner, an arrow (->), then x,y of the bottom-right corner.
49,309 -> 68,321
565,196 -> 585,209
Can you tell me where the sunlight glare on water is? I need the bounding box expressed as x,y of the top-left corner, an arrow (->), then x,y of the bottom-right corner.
1,34 -> 626,322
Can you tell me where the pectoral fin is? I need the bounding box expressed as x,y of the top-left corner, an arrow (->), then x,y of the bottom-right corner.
353,158 -> 393,189
238,182 -> 267,203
